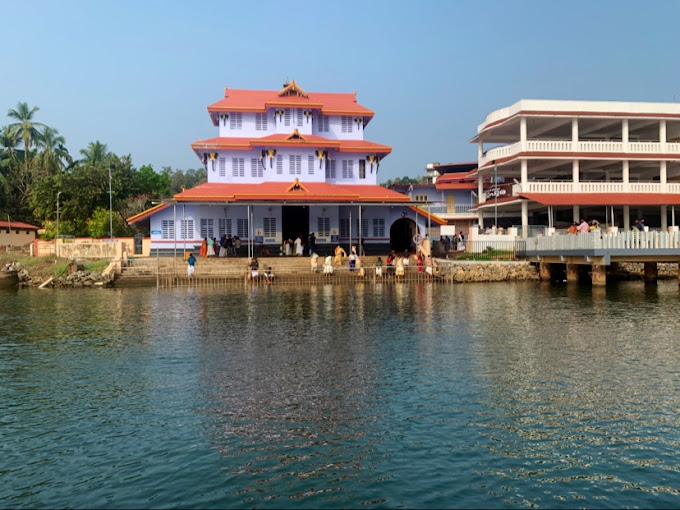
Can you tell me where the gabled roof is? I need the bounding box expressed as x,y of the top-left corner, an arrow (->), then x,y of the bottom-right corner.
207,83 -> 374,124
0,220 -> 40,230
191,133 -> 392,157
170,181 -> 411,204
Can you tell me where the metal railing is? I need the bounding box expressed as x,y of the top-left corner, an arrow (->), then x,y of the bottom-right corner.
455,240 -> 527,261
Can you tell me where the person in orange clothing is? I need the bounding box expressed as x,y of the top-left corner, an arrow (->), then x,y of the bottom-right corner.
199,237 -> 208,258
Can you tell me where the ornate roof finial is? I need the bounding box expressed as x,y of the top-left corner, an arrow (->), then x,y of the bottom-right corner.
224,85 -> 228,96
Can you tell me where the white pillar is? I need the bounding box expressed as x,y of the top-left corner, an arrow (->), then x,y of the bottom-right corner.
520,159 -> 528,188
622,119 -> 629,151
660,120 -> 667,152
520,117 -> 527,150
622,160 -> 630,192
572,159 -> 579,192
623,205 -> 630,230
661,205 -> 668,230
660,160 -> 667,191
478,140 -> 483,162
571,118 -> 579,151
477,169 -> 484,202
521,201 -> 529,238
573,205 -> 580,223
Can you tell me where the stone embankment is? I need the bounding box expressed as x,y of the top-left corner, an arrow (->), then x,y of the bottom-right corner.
2,261 -> 113,288
615,262 -> 677,280
442,261 -> 539,283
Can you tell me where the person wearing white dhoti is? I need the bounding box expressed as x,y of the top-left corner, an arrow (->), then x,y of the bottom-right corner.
294,236 -> 303,256
323,255 -> 334,277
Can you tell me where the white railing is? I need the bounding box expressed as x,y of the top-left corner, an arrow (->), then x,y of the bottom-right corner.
522,181 -> 679,194
429,202 -> 475,215
479,140 -> 680,167
533,230 -> 680,251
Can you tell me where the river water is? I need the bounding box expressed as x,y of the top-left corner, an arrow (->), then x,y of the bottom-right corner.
1,282 -> 679,508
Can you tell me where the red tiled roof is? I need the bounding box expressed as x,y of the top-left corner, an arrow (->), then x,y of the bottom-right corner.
406,206 -> 447,225
435,181 -> 478,190
0,220 -> 40,230
207,89 -> 374,117
126,203 -> 171,224
191,135 -> 391,155
520,193 -> 680,206
172,181 -> 411,204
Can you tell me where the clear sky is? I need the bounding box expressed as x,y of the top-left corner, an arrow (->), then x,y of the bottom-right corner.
2,0 -> 680,182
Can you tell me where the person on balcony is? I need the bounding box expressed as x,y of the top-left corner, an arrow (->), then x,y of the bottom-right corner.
589,219 -> 600,231
578,219 -> 590,234
567,222 -> 578,234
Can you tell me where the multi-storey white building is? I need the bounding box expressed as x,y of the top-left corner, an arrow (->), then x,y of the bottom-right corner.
129,81 -> 443,253
471,99 -> 680,233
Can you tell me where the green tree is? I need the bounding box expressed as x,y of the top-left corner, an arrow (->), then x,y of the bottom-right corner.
79,141 -> 109,165
133,164 -> 171,197
35,126 -> 71,176
86,206 -> 130,238
7,102 -> 43,178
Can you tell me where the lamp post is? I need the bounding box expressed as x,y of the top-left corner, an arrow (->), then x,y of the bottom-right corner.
108,163 -> 114,239
56,191 -> 62,257
493,161 -> 498,229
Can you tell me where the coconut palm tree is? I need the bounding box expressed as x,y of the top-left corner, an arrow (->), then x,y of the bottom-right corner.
79,141 -> 109,165
35,126 -> 71,175
0,125 -> 21,192
7,102 -> 44,176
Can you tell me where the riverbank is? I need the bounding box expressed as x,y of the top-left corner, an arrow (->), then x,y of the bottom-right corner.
1,254 -> 112,288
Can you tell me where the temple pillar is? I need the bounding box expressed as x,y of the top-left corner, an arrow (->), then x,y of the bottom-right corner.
539,262 -> 552,281
661,205 -> 668,231
573,205 -> 580,223
644,262 -> 658,284
521,200 -> 529,238
566,264 -> 579,282
623,205 -> 630,230
520,117 -> 527,150
622,160 -> 630,192
572,159 -> 580,192
591,265 -> 607,286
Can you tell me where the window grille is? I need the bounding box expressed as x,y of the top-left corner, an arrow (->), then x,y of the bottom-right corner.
218,218 -> 231,237
325,159 -> 336,179
342,160 -> 354,179
237,218 -> 249,238
284,108 -> 291,126
317,217 -> 330,237
372,218 -> 385,237
200,218 -> 214,239
255,113 -> 268,131
219,157 -> 226,177
230,112 -> 242,129
232,158 -> 244,177
359,159 -> 366,179
263,217 -> 276,237
307,155 -> 315,175
318,115 -> 329,132
289,155 -> 301,175
276,155 -> 283,174
341,116 -> 352,133
251,158 -> 263,178
161,220 -> 174,240
181,219 -> 194,239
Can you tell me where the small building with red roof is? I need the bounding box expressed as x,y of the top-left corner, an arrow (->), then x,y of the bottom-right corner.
0,220 -> 40,249
129,81 -> 444,253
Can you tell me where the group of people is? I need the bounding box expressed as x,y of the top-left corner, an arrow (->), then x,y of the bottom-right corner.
282,233 -> 319,256
439,232 -> 465,257
199,235 -> 241,258
567,218 -> 600,234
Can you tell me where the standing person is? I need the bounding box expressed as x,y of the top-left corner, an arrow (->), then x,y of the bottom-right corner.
395,254 -> 405,279
323,254 -> 334,277
284,238 -> 292,256
359,238 -> 365,257
187,252 -> 196,278
402,250 -> 410,273
334,244 -> 347,266
212,237 -> 219,256
249,257 -> 259,283
425,254 -> 434,279
310,251 -> 319,272
442,235 -> 450,258
375,257 -> 383,279
308,232 -> 316,255
219,235 -> 227,257
226,235 -> 234,256
207,236 -> 214,257
199,238 -> 208,258
578,218 -> 589,234
348,246 -> 357,271
457,231 -> 465,251
294,235 -> 303,256
234,236 -> 242,256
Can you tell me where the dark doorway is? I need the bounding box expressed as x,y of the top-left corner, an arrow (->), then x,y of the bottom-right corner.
390,218 -> 416,252
282,206 -> 309,251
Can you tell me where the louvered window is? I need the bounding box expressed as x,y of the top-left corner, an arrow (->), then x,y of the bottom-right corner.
284,109 -> 291,126
263,217 -> 276,237
219,218 -> 231,237
325,159 -> 336,179
342,160 -> 354,179
230,112 -> 242,129
341,116 -> 352,133
339,218 -> 349,238
232,158 -> 244,177
200,218 -> 214,239
355,219 -> 368,238
317,217 -> 330,237
251,158 -> 263,178
180,219 -> 194,240
161,220 -> 174,240
276,155 -> 283,174
296,109 -> 303,127
307,155 -> 315,175
318,115 -> 329,132
255,113 -> 268,131
289,155 -> 301,175
372,218 -> 385,238
359,159 -> 366,179
219,157 -> 226,177
237,218 -> 249,238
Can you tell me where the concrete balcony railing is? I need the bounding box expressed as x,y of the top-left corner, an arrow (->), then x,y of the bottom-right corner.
428,203 -> 476,215
479,140 -> 680,167
521,181 -> 680,194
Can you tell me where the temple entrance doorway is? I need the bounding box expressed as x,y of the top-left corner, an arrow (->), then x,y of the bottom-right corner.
390,218 -> 416,252
282,206 -> 309,253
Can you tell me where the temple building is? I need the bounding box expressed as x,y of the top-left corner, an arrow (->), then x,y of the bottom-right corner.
128,81 -> 443,254
471,99 -> 680,233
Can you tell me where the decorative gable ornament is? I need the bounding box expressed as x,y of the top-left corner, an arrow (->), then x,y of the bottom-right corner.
274,109 -> 284,122
278,80 -> 309,98
285,129 -> 307,142
219,113 -> 228,126
315,149 -> 325,169
286,178 -> 309,193
355,117 -> 363,129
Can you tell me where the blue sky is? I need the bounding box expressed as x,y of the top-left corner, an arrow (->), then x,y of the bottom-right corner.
2,0 -> 680,182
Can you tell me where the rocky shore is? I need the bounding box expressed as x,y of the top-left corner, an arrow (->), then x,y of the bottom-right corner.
443,261 -> 539,283
2,261 -> 114,288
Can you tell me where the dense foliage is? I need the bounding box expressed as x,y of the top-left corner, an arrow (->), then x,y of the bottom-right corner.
0,102 -> 206,237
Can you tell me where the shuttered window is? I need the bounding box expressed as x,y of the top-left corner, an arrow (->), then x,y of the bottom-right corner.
255,113 -> 268,131
341,116 -> 352,133
180,219 -> 194,240
161,220 -> 174,240
359,159 -> 366,179
219,157 -> 226,177
200,218 -> 214,239
284,108 -> 291,126
325,159 -> 336,179
250,158 -> 263,178
263,217 -> 276,237
340,218 -> 349,238
289,155 -> 301,175
372,218 -> 385,238
230,112 -> 242,129
317,217 -> 330,237
307,155 -> 315,175
232,158 -> 244,177
318,114 -> 329,133
237,218 -> 249,238
276,155 -> 283,175
218,218 -> 231,237
355,218 -> 368,238
342,160 -> 354,179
